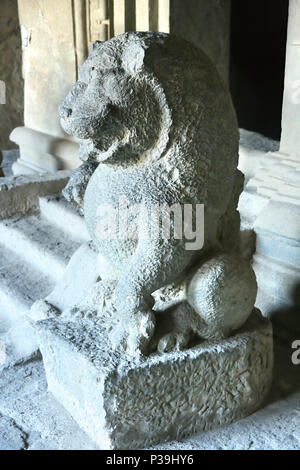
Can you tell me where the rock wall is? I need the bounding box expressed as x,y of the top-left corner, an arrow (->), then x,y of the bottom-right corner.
0,0 -> 23,150
170,0 -> 231,82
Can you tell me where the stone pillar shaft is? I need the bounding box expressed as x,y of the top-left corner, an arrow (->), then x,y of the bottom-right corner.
280,0 -> 300,158
11,0 -> 87,174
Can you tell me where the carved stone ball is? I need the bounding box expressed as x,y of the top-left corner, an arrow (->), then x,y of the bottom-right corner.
186,254 -> 257,336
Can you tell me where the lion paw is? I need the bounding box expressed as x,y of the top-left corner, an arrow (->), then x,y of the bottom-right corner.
157,331 -> 190,353
29,300 -> 60,322
111,310 -> 156,358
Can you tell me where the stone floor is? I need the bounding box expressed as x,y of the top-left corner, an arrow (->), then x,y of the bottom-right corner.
0,316 -> 299,450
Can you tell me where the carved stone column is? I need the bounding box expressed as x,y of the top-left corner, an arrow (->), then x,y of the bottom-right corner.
280,0 -> 300,158
239,0 -> 300,316
11,0 -> 88,174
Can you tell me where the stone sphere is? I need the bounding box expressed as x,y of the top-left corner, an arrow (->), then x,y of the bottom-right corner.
187,254 -> 257,335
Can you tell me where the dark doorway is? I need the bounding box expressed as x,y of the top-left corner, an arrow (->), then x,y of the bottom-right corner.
230,0 -> 289,140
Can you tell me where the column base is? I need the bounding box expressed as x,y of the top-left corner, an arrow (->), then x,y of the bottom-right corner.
10,126 -> 80,175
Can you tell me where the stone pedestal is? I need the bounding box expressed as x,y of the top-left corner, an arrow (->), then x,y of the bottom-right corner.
37,311 -> 273,450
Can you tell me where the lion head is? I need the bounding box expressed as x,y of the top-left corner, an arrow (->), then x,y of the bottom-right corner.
60,32 -> 239,215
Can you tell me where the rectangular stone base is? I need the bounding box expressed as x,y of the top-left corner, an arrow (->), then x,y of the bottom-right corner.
37,312 -> 273,450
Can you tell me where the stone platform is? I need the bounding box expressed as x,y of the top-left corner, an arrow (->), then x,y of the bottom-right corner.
37,310 -> 273,450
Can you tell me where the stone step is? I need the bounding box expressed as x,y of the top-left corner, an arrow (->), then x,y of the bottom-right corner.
0,170 -> 70,220
0,214 -> 81,283
39,195 -> 90,243
0,244 -> 54,324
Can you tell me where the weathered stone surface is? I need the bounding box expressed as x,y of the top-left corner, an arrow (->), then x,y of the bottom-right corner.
0,180 -> 90,365
0,0 -> 23,150
0,414 -> 28,450
37,311 -> 272,450
0,328 -> 297,450
0,358 -> 98,450
170,0 -> 231,82
59,32 -> 250,355
186,254 -> 257,338
151,392 -> 300,450
31,32 -> 272,449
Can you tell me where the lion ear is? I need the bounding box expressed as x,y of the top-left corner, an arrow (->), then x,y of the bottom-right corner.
122,42 -> 145,75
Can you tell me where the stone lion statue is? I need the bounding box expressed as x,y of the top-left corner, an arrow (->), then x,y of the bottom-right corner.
57,32 -> 256,356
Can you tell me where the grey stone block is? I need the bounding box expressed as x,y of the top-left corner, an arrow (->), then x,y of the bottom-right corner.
37,311 -> 273,450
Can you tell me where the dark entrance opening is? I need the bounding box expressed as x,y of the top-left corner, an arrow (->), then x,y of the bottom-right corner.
230,0 -> 289,141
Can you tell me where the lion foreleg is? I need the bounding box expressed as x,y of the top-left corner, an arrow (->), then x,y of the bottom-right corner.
113,238 -> 194,355
63,161 -> 98,213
